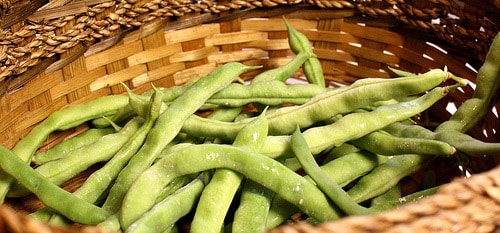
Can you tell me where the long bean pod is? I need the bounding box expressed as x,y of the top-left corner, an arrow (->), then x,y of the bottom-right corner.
0,95 -> 129,202
283,17 -> 325,86
350,130 -> 456,156
251,51 -> 313,83
0,146 -> 110,224
232,179 -> 275,233
120,144 -> 340,229
291,127 -> 372,215
175,111 -> 269,233
346,153 -> 434,203
33,127 -> 115,165
102,62 -> 260,215
126,177 -> 206,233
435,33 -> 500,133
257,86 -> 452,158
8,117 -> 144,198
181,69 -> 451,139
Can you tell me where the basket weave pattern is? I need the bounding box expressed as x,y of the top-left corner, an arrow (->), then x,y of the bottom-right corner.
0,0 -> 499,232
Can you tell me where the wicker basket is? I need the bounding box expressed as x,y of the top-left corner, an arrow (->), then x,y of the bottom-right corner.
0,0 -> 499,232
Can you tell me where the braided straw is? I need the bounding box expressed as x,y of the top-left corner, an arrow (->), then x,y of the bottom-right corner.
0,0 -> 498,92
268,165 -> 500,233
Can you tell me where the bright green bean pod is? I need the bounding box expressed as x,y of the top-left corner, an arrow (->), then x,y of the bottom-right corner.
33,127 -> 116,165
7,117 -> 144,198
436,33 -> 500,133
126,177 -> 206,233
0,146 -> 110,224
349,130 -> 456,156
232,179 -> 274,233
433,130 -> 500,156
283,17 -> 325,86
291,127 -> 373,215
0,95 -> 129,202
207,80 -> 329,107
320,150 -> 389,187
384,122 -> 500,156
181,69 -> 450,140
265,195 -> 300,230
258,86 -> 451,158
347,153 -> 434,203
302,57 -> 325,86
120,144 -> 340,229
387,66 -> 416,77
370,184 -> 401,207
73,88 -> 164,204
190,111 -> 269,233
102,62 -> 260,215
252,51 -> 313,83
370,186 -> 440,212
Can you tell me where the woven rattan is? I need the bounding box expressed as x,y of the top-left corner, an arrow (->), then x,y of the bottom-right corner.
0,0 -> 499,232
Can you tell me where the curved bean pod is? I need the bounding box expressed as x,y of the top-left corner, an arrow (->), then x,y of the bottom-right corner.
436,33 -> 500,133
181,69 -> 450,139
178,111 -> 269,233
0,146 -> 110,224
257,86 -> 450,158
252,51 -> 313,83
33,127 -> 115,165
350,130 -> 456,156
120,144 -> 341,229
7,117 -> 144,198
346,153 -> 434,203
291,127 -> 373,215
384,122 -> 500,156
232,179 -> 274,233
102,62 -> 260,214
283,17 -> 325,86
126,177 -> 206,233
0,95 -> 129,202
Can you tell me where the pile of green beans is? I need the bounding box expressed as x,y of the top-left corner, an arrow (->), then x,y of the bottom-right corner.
0,20 -> 498,233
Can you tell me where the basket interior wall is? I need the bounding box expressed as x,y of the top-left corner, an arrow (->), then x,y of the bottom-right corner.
0,9 -> 498,171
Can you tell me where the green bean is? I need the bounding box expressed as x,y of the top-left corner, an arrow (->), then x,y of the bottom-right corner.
101,62 -> 260,214
320,150 -> 389,187
370,186 -> 440,212
384,122 -> 500,156
0,146 -> 110,224
283,17 -> 325,86
207,80 -> 329,107
181,69 -> 451,139
387,66 -> 416,77
265,195 -> 300,230
72,88 -> 163,205
436,33 -> 500,133
349,130 -> 456,156
252,51 -> 313,83
126,176 -> 206,233
120,144 -> 340,229
265,149 -> 389,227
291,127 -> 373,215
346,153 -> 434,203
7,117 -> 144,198
323,143 -> 360,162
190,110 -> 269,233
258,86 -> 451,158
370,184 -> 401,207
0,95 -> 129,202
232,179 -> 274,233
433,130 -> 500,156
32,127 -> 115,165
